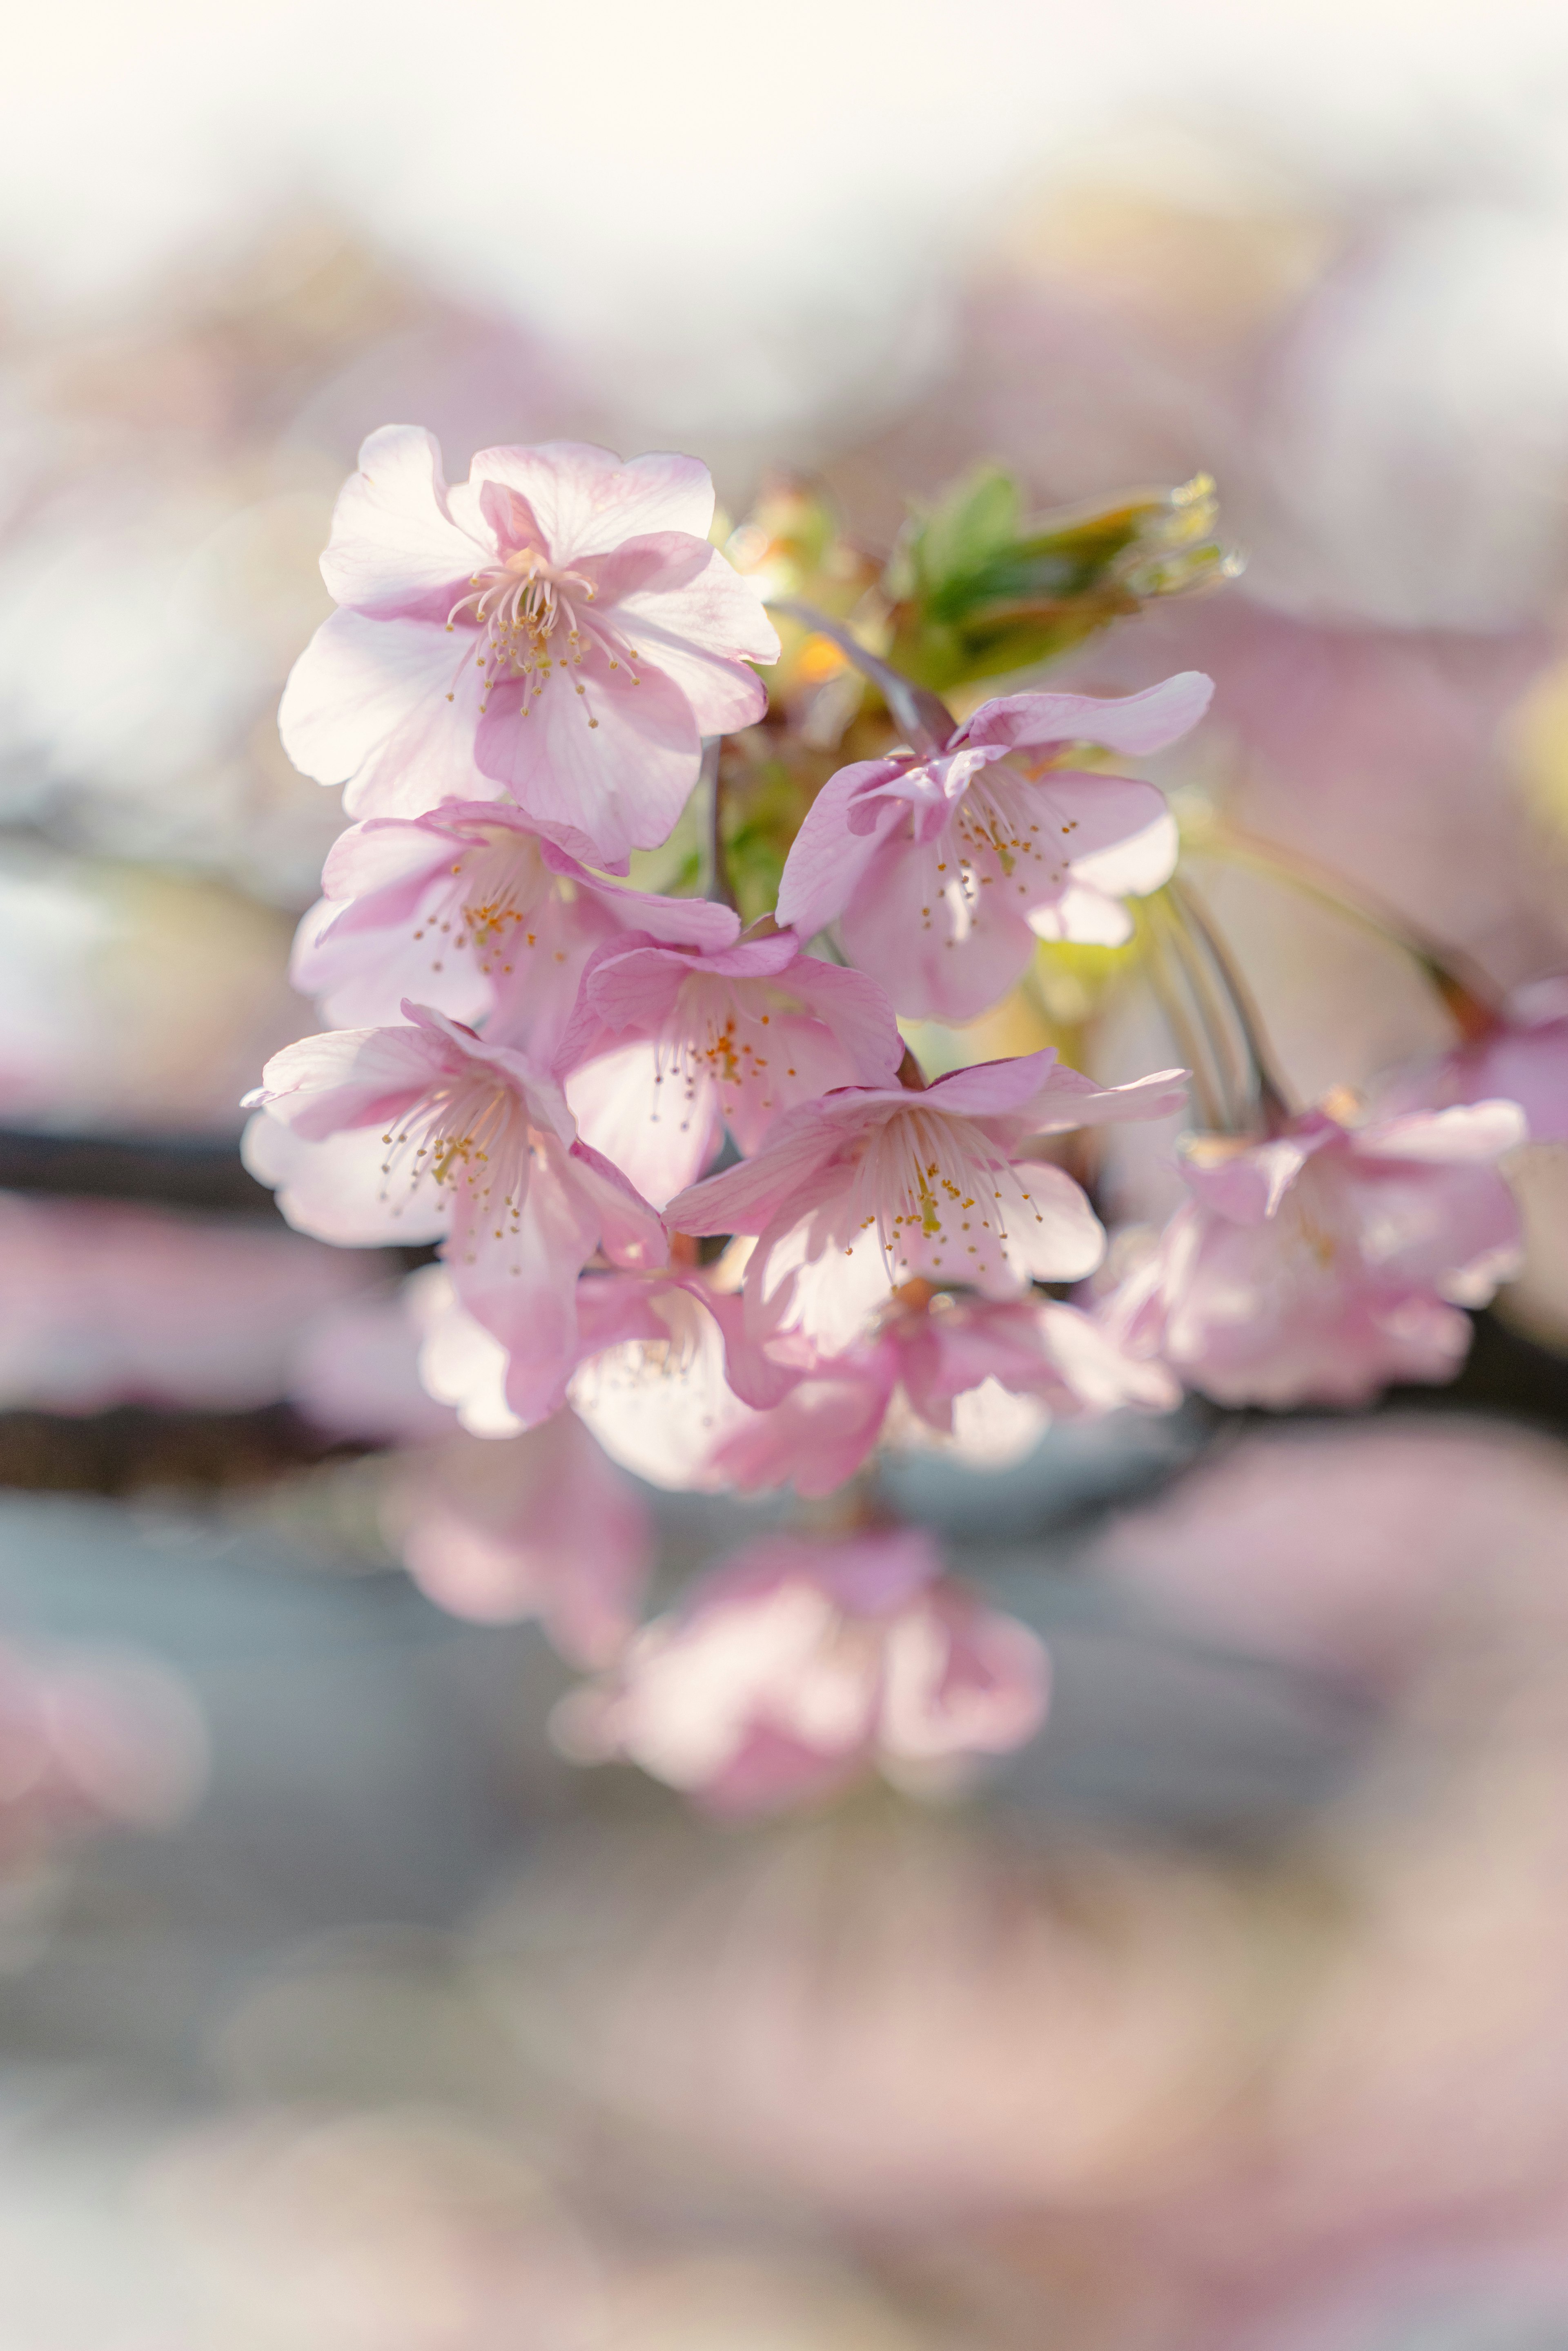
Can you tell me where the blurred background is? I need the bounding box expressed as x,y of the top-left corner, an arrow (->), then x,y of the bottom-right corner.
5,2 -> 1568,2342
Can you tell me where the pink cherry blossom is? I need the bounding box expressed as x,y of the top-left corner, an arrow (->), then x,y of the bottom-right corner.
385,1414 -> 653,1665
555,927 -> 906,1207
667,1048 -> 1187,1357
415,1248 -> 795,1448
1405,976 -> 1568,1143
241,1002 -> 664,1422
278,428 -> 780,862
706,1291 -> 1179,1497
775,673 -> 1211,1021
291,799 -> 739,1053
1103,1097 -> 1528,1408
553,1527 -> 1049,1814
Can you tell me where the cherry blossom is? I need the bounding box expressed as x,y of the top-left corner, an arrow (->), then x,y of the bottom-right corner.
278,428 -> 779,862
667,1048 -> 1187,1357
1405,976 -> 1568,1143
775,673 -> 1211,1020
1102,1097 -> 1527,1408
292,799 -> 739,1052
385,1414 -> 653,1664
553,1527 -> 1049,1814
556,927 -> 906,1207
241,1002 -> 664,1422
674,1290 -> 1177,1497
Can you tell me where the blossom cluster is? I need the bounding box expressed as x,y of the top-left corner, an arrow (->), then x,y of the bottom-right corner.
245,428 -> 1552,1810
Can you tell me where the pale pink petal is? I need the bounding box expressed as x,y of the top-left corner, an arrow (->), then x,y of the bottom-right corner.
278,608 -> 494,814
241,1113 -> 448,1248
247,1021 -> 452,1138
1026,884 -> 1135,947
613,544 -> 780,728
472,443 -> 714,557
1019,771 -> 1170,868
392,1416 -> 652,1665
668,1104 -> 842,1235
1361,1099 -> 1529,1163
476,649 -> 699,863
319,425 -> 488,619
1065,807 -> 1180,900
565,1041 -> 722,1208
837,826 -> 1038,1024
774,760 -> 909,939
991,1162 -> 1107,1284
961,671 -> 1213,757
924,1050 -> 1187,1135
708,1353 -> 897,1496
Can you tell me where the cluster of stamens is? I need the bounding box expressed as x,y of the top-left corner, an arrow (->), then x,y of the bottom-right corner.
408,832 -> 566,982
378,1073 -> 535,1267
841,1107 -> 1047,1285
916,767 -> 1080,939
644,985 -> 804,1133
443,545 -> 643,731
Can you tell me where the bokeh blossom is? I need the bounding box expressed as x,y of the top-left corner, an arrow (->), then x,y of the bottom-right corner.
1104,1097 -> 1528,1407
555,1527 -> 1048,1813
278,428 -> 779,863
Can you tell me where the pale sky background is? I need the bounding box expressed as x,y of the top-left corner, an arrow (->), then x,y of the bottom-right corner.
7,0 -> 1568,347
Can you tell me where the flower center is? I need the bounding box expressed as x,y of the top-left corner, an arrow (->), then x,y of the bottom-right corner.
378,1070 -> 537,1262
845,1106 -> 1013,1282
409,831 -> 565,982
443,546 -> 643,730
924,765 -> 1077,935
648,978 -> 781,1130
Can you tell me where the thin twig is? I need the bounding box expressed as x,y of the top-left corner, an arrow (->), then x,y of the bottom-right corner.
698,736 -> 737,911
767,598 -> 956,755
1139,900 -> 1228,1132
1167,876 -> 1292,1125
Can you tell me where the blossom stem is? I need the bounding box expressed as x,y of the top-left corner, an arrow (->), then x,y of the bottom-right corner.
698,737 -> 737,911
1165,877 -> 1293,1130
1138,899 -> 1230,1131
767,598 -> 956,755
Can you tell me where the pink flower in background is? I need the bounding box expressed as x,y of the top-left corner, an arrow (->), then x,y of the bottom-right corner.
291,800 -> 740,1049
386,1415 -> 653,1665
278,428 -> 779,861
242,1003 -> 664,1422
0,1642 -> 205,1862
554,1527 -> 1048,1813
1105,1098 -> 1527,1408
776,673 -> 1210,1020
1408,977 -> 1568,1143
668,1049 -> 1187,1356
556,928 -> 905,1206
0,1192 -> 383,1417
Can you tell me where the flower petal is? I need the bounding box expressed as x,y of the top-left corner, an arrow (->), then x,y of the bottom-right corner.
320,425 -> 488,620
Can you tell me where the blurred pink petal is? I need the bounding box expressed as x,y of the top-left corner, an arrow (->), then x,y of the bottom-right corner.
1104,1098 -> 1526,1407
555,1528 -> 1047,1812
388,1415 -> 653,1665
